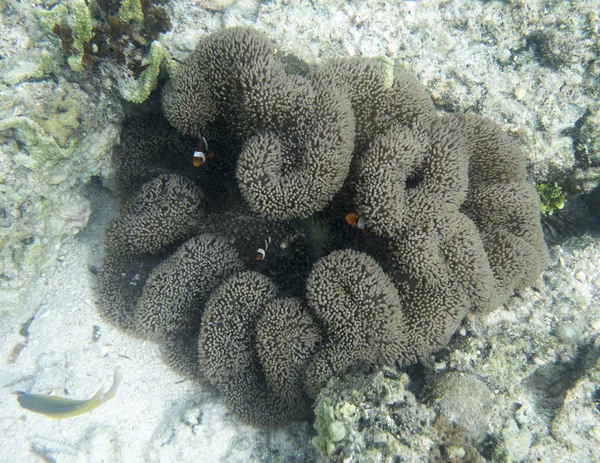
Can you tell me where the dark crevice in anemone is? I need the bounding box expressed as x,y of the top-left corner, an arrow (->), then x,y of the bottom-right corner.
405,170 -> 424,189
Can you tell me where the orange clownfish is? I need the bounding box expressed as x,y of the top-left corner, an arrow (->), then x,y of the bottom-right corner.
345,212 -> 373,236
255,236 -> 272,261
192,135 -> 215,167
192,150 -> 214,167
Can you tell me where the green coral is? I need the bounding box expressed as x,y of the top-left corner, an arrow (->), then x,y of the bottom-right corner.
311,369 -> 436,461
118,0 -> 144,24
37,3 -> 69,32
0,117 -> 75,170
536,182 -> 565,216
375,56 -> 395,89
312,400 -> 360,455
67,0 -> 93,72
121,41 -> 175,103
37,0 -> 93,72
28,87 -> 84,147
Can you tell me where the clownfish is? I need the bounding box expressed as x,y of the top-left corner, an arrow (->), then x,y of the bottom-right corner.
255,236 -> 272,261
193,150 -> 214,167
345,212 -> 373,236
192,135 -> 215,167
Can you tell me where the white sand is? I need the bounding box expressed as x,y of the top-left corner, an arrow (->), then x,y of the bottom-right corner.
0,182 -> 314,462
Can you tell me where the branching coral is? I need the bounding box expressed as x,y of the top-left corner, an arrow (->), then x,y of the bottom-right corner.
42,0 -> 172,98
98,27 -> 548,426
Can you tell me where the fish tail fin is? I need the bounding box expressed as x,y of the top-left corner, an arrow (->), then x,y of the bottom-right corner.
97,366 -> 123,403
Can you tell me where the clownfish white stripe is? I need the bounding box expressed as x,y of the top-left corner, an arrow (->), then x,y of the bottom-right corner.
255,236 -> 272,261
193,151 -> 206,162
357,216 -> 366,230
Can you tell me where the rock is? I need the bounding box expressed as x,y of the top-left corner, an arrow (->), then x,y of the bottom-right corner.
200,0 -> 237,12
429,372 -> 494,441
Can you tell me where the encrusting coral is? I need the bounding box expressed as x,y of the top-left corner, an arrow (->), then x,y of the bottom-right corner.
97,27 -> 549,426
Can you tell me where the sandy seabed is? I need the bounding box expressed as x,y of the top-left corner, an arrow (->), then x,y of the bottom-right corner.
0,182 -> 243,462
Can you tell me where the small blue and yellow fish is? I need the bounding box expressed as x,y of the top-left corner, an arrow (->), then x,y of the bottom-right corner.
16,367 -> 122,419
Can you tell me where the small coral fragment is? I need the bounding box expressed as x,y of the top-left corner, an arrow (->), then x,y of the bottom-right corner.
536,182 -> 566,216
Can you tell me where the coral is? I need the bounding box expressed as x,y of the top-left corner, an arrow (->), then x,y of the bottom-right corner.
98,27 -> 548,427
312,368 -> 437,461
0,117 -> 74,169
117,0 -> 144,25
0,60 -> 121,314
67,0 -> 93,71
120,40 -> 174,104
41,0 -> 172,91
537,182 -> 566,216
38,0 -> 92,72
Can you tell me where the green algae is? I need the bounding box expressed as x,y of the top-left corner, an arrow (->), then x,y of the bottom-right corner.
536,182 -> 565,216
36,0 -> 93,72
